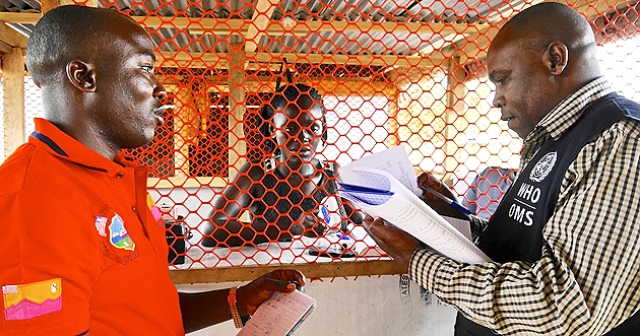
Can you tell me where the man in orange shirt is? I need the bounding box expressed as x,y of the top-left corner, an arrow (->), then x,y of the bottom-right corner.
0,5 -> 305,335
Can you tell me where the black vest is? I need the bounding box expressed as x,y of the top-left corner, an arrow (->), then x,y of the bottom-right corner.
456,93 -> 640,336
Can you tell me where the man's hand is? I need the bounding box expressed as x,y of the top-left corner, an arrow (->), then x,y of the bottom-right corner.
363,216 -> 421,270
417,172 -> 468,219
236,270 -> 306,315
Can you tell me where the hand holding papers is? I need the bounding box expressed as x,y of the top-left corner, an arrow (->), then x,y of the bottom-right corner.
237,290 -> 316,336
420,184 -> 473,216
338,146 -> 491,264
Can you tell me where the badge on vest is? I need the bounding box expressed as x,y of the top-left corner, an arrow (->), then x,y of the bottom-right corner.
108,213 -> 136,251
530,151 -> 557,183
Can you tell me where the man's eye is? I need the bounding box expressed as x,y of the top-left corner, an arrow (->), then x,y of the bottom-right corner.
496,77 -> 507,85
141,65 -> 154,73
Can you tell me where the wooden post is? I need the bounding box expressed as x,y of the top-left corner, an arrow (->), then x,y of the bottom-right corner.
227,44 -> 247,179
174,79 -> 207,179
2,47 -> 25,158
443,56 -> 467,183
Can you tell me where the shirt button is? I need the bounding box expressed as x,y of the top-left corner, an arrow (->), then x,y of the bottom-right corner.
116,172 -> 124,178
131,206 -> 137,212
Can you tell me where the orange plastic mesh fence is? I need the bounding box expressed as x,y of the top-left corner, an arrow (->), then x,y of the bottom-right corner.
5,0 -> 640,271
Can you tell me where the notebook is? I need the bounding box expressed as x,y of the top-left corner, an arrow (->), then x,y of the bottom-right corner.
236,290 -> 317,336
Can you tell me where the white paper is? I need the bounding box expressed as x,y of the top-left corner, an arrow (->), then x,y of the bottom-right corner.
339,145 -> 421,195
339,151 -> 491,264
443,216 -> 473,241
237,290 -> 317,336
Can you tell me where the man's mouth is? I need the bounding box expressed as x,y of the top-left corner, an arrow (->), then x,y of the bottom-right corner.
153,104 -> 174,115
152,105 -> 174,126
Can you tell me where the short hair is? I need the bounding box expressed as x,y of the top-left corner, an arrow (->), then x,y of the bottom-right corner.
501,3 -> 595,53
26,5 -> 134,87
258,83 -> 327,154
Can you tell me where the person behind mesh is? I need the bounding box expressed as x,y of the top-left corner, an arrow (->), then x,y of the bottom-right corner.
202,83 -> 363,247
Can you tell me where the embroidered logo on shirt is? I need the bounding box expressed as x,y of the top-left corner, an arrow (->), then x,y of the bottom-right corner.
108,213 -> 136,251
94,216 -> 108,237
530,151 -> 557,183
2,278 -> 62,321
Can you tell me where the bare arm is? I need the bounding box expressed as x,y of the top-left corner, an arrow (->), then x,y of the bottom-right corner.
179,270 -> 306,333
202,161 -> 269,247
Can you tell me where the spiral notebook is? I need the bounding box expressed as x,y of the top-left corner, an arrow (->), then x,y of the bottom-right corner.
237,290 -> 317,336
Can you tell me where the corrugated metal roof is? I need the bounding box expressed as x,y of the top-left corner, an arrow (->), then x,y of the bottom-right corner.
0,0 -> 517,55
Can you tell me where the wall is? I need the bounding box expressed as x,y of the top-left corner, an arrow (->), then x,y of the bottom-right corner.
180,275 -> 457,336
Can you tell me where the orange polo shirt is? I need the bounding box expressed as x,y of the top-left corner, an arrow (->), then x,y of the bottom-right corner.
0,119 -> 183,335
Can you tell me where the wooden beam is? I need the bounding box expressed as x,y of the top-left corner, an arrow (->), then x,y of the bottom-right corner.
156,51 -> 440,69
0,39 -> 12,53
227,44 -> 247,179
0,12 -> 41,25
244,0 -> 278,53
41,0 -> 97,13
42,0 -> 73,13
169,260 -> 406,283
0,12 -> 488,38
173,87 -> 194,179
419,33 -> 467,56
147,176 -> 227,189
0,22 -> 28,49
154,18 -> 489,37
3,47 -> 25,158
443,57 -> 467,178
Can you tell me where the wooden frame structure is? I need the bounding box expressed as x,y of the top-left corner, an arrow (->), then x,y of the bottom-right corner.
0,0 -> 633,282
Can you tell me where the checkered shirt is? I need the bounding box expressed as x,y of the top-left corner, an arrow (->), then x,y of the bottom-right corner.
409,77 -> 640,335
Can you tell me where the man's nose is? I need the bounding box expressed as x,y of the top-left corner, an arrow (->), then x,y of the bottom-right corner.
493,93 -> 504,109
154,80 -> 168,103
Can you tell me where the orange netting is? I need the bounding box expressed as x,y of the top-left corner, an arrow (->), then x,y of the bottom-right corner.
7,0 -> 640,270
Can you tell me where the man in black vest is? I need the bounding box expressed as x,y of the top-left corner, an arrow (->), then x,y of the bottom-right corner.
364,3 -> 640,336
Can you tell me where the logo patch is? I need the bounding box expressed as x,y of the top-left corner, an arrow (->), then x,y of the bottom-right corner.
2,279 -> 62,321
147,194 -> 162,222
94,216 -> 108,237
530,151 -> 557,183
108,213 -> 136,251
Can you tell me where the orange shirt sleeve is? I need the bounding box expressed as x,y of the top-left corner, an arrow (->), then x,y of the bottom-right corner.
0,190 -> 101,335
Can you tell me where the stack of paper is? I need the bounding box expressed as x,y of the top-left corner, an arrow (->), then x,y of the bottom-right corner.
338,146 -> 491,265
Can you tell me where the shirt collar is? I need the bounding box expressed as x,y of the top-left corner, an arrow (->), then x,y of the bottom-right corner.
30,118 -> 136,175
525,77 -> 613,143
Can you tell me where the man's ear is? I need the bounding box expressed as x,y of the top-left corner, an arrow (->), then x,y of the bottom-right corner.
65,60 -> 97,92
543,42 -> 568,76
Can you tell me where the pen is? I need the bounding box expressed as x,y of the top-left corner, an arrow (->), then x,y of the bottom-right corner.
338,182 -> 394,195
419,184 -> 473,216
